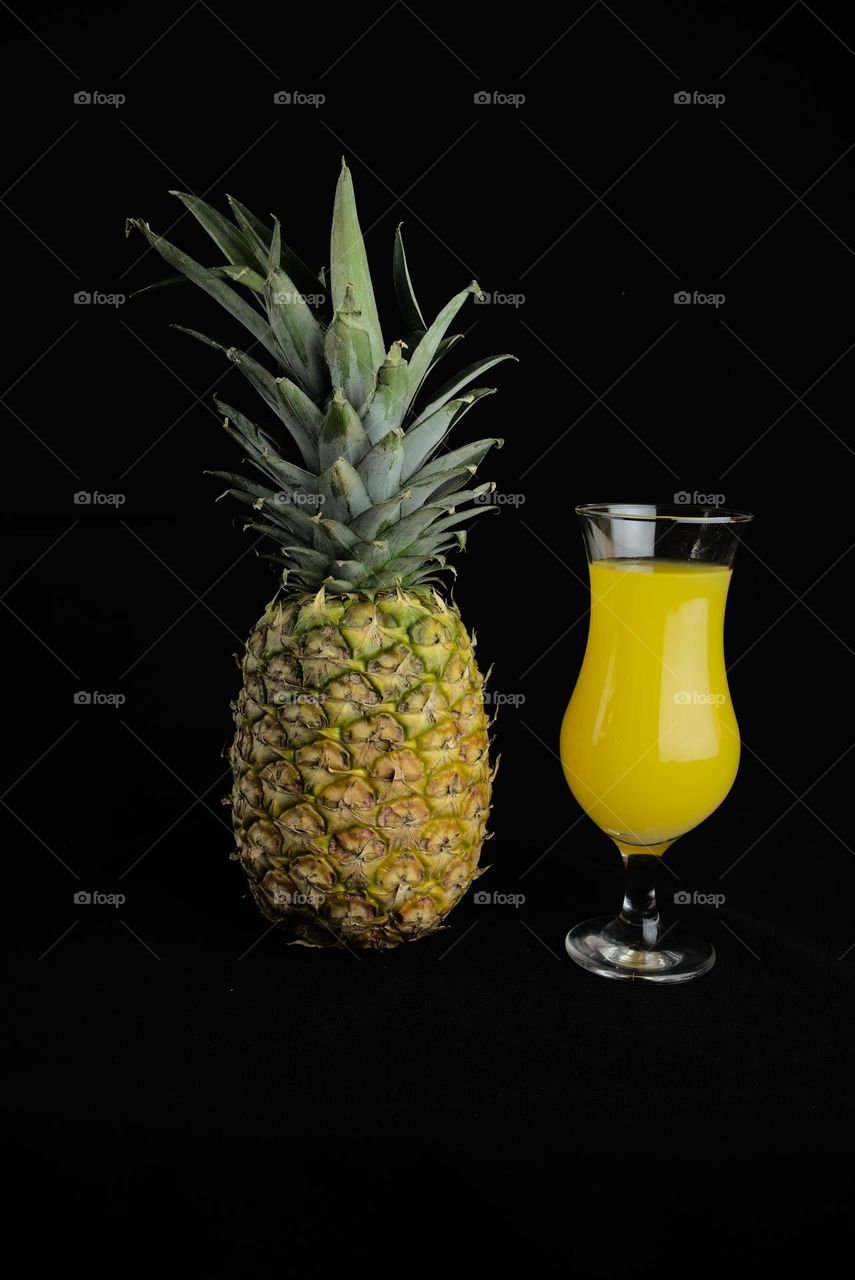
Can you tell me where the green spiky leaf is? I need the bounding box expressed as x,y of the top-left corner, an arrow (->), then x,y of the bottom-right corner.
215,400 -> 317,493
129,166 -> 515,592
323,283 -> 376,411
393,224 -> 426,344
318,457 -> 372,524
402,388 -> 496,480
128,219 -> 282,364
264,266 -> 326,397
357,428 -> 405,503
361,340 -> 410,443
317,389 -> 369,471
226,196 -> 272,268
330,161 -> 384,372
404,282 -> 482,416
409,354 -> 516,428
169,191 -> 256,267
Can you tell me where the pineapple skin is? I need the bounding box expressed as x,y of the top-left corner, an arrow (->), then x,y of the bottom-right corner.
230,588 -> 492,950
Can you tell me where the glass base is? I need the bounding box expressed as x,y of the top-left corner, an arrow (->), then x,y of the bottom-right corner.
565,914 -> 715,984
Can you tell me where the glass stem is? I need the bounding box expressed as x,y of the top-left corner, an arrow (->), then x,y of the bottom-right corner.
619,854 -> 661,947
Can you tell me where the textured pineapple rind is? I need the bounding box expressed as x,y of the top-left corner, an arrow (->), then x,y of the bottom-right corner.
229,587 -> 492,950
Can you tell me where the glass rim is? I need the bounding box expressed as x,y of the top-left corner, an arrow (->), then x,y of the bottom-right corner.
575,502 -> 754,525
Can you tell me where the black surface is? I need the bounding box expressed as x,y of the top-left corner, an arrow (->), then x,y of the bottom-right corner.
4,0 -> 854,1261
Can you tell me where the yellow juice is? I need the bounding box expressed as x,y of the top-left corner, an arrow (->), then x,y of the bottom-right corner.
560,558 -> 739,855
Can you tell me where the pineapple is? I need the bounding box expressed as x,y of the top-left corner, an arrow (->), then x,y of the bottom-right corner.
128,161 -> 514,949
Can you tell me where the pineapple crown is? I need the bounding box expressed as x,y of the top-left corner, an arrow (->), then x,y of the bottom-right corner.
127,159 -> 515,594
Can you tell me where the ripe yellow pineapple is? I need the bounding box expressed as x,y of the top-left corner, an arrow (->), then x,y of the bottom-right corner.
129,162 -> 514,948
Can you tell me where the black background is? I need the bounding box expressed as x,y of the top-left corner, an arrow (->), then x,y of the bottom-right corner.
4,0 -> 855,1265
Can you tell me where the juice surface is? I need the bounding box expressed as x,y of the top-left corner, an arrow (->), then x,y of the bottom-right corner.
560,558 -> 740,850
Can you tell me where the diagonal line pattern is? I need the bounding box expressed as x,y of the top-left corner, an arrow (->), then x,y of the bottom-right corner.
0,399 -> 80,478
0,598 -> 79,676
1,322 -> 79,400
719,324 -> 855,474
121,720 -> 233,832
39,921 -> 79,960
729,540 -> 855,673
0,722 -> 79,801
719,2 -> 801,79
0,198 -> 80,277
0,0 -> 79,77
518,320 -> 681,478
1,524 -> 78,599
2,122 -> 79,200
718,919 -> 761,960
520,120 -> 680,279
121,920 -> 162,959
199,1 -> 278,77
520,918 -> 564,960
119,0 -> 200,79
320,0 -> 400,79
120,764 -> 232,879
719,737 -> 855,879
2,799 -> 80,878
597,1 -> 679,77
119,525 -> 262,676
719,125 -> 855,278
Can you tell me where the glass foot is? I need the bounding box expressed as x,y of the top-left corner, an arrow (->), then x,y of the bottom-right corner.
565,914 -> 715,984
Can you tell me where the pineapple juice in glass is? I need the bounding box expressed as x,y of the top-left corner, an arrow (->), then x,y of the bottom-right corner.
560,503 -> 752,982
